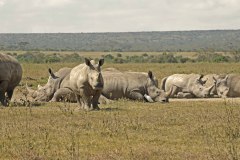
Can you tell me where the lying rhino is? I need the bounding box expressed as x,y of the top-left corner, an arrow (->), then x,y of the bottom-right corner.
69,58 -> 104,111
214,74 -> 240,98
161,74 -> 214,98
101,69 -> 173,103
0,53 -> 22,106
27,67 -> 75,102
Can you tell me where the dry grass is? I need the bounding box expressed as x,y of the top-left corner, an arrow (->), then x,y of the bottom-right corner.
1,61 -> 240,159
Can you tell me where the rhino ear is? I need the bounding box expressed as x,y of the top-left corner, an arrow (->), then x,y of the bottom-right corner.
224,75 -> 229,81
202,78 -> 207,84
148,71 -> 153,79
213,76 -> 217,82
98,58 -> 104,67
48,68 -> 59,79
85,58 -> 91,66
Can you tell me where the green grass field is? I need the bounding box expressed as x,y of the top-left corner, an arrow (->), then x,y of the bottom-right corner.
1,62 -> 240,159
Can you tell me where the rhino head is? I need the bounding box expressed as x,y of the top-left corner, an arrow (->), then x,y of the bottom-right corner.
190,75 -> 214,98
213,75 -> 229,98
26,68 -> 60,102
85,58 -> 104,90
145,71 -> 172,103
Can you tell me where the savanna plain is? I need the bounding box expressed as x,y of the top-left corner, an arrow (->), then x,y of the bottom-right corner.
1,54 -> 240,160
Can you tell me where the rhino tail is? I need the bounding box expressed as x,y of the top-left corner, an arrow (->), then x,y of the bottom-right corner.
160,77 -> 168,91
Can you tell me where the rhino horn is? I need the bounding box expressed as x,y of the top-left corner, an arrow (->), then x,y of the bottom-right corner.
206,85 -> 215,94
26,83 -> 37,98
144,94 -> 154,103
48,68 -> 59,79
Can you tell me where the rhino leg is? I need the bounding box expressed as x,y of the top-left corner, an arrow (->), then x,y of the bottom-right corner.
75,94 -> 83,109
92,91 -> 101,110
0,81 -> 9,106
77,89 -> 92,111
7,89 -> 14,100
51,88 -> 75,102
128,91 -> 144,101
99,95 -> 113,104
177,92 -> 195,98
168,85 -> 179,98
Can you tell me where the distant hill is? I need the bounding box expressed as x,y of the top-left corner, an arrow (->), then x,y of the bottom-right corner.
0,30 -> 240,51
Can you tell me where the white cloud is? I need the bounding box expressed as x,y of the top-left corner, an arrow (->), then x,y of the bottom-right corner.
0,0 -> 5,7
32,0 -> 73,8
0,0 -> 239,33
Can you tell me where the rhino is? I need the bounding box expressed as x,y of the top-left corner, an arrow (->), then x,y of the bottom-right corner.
161,74 -> 214,98
69,58 -> 104,111
26,67 -> 75,102
0,53 -> 22,106
100,69 -> 174,103
214,74 -> 240,98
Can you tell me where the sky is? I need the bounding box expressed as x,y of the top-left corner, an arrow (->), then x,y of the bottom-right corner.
0,0 -> 239,33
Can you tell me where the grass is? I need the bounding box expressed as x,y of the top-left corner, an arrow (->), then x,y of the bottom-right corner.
2,62 -> 240,159
1,100 -> 240,159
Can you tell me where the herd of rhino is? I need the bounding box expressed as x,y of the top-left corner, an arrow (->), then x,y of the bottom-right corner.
0,53 -> 240,110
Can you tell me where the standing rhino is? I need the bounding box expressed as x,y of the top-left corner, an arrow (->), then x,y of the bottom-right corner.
26,67 -> 75,102
161,74 -> 214,98
0,53 -> 22,106
214,74 -> 240,98
101,69 -> 173,103
70,58 -> 104,111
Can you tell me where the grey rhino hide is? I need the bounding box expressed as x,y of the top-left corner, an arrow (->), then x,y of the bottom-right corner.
0,53 -> 22,106
100,69 -> 171,103
214,74 -> 240,98
161,74 -> 214,98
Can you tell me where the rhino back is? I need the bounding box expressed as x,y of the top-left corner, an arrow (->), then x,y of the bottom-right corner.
0,54 -> 22,89
165,74 -> 188,91
102,71 -> 149,99
55,67 -> 72,88
55,67 -> 72,78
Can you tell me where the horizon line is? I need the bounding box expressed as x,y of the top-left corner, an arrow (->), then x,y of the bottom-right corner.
0,29 -> 240,34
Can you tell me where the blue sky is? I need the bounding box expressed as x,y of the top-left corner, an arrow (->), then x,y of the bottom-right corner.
0,0 -> 239,33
